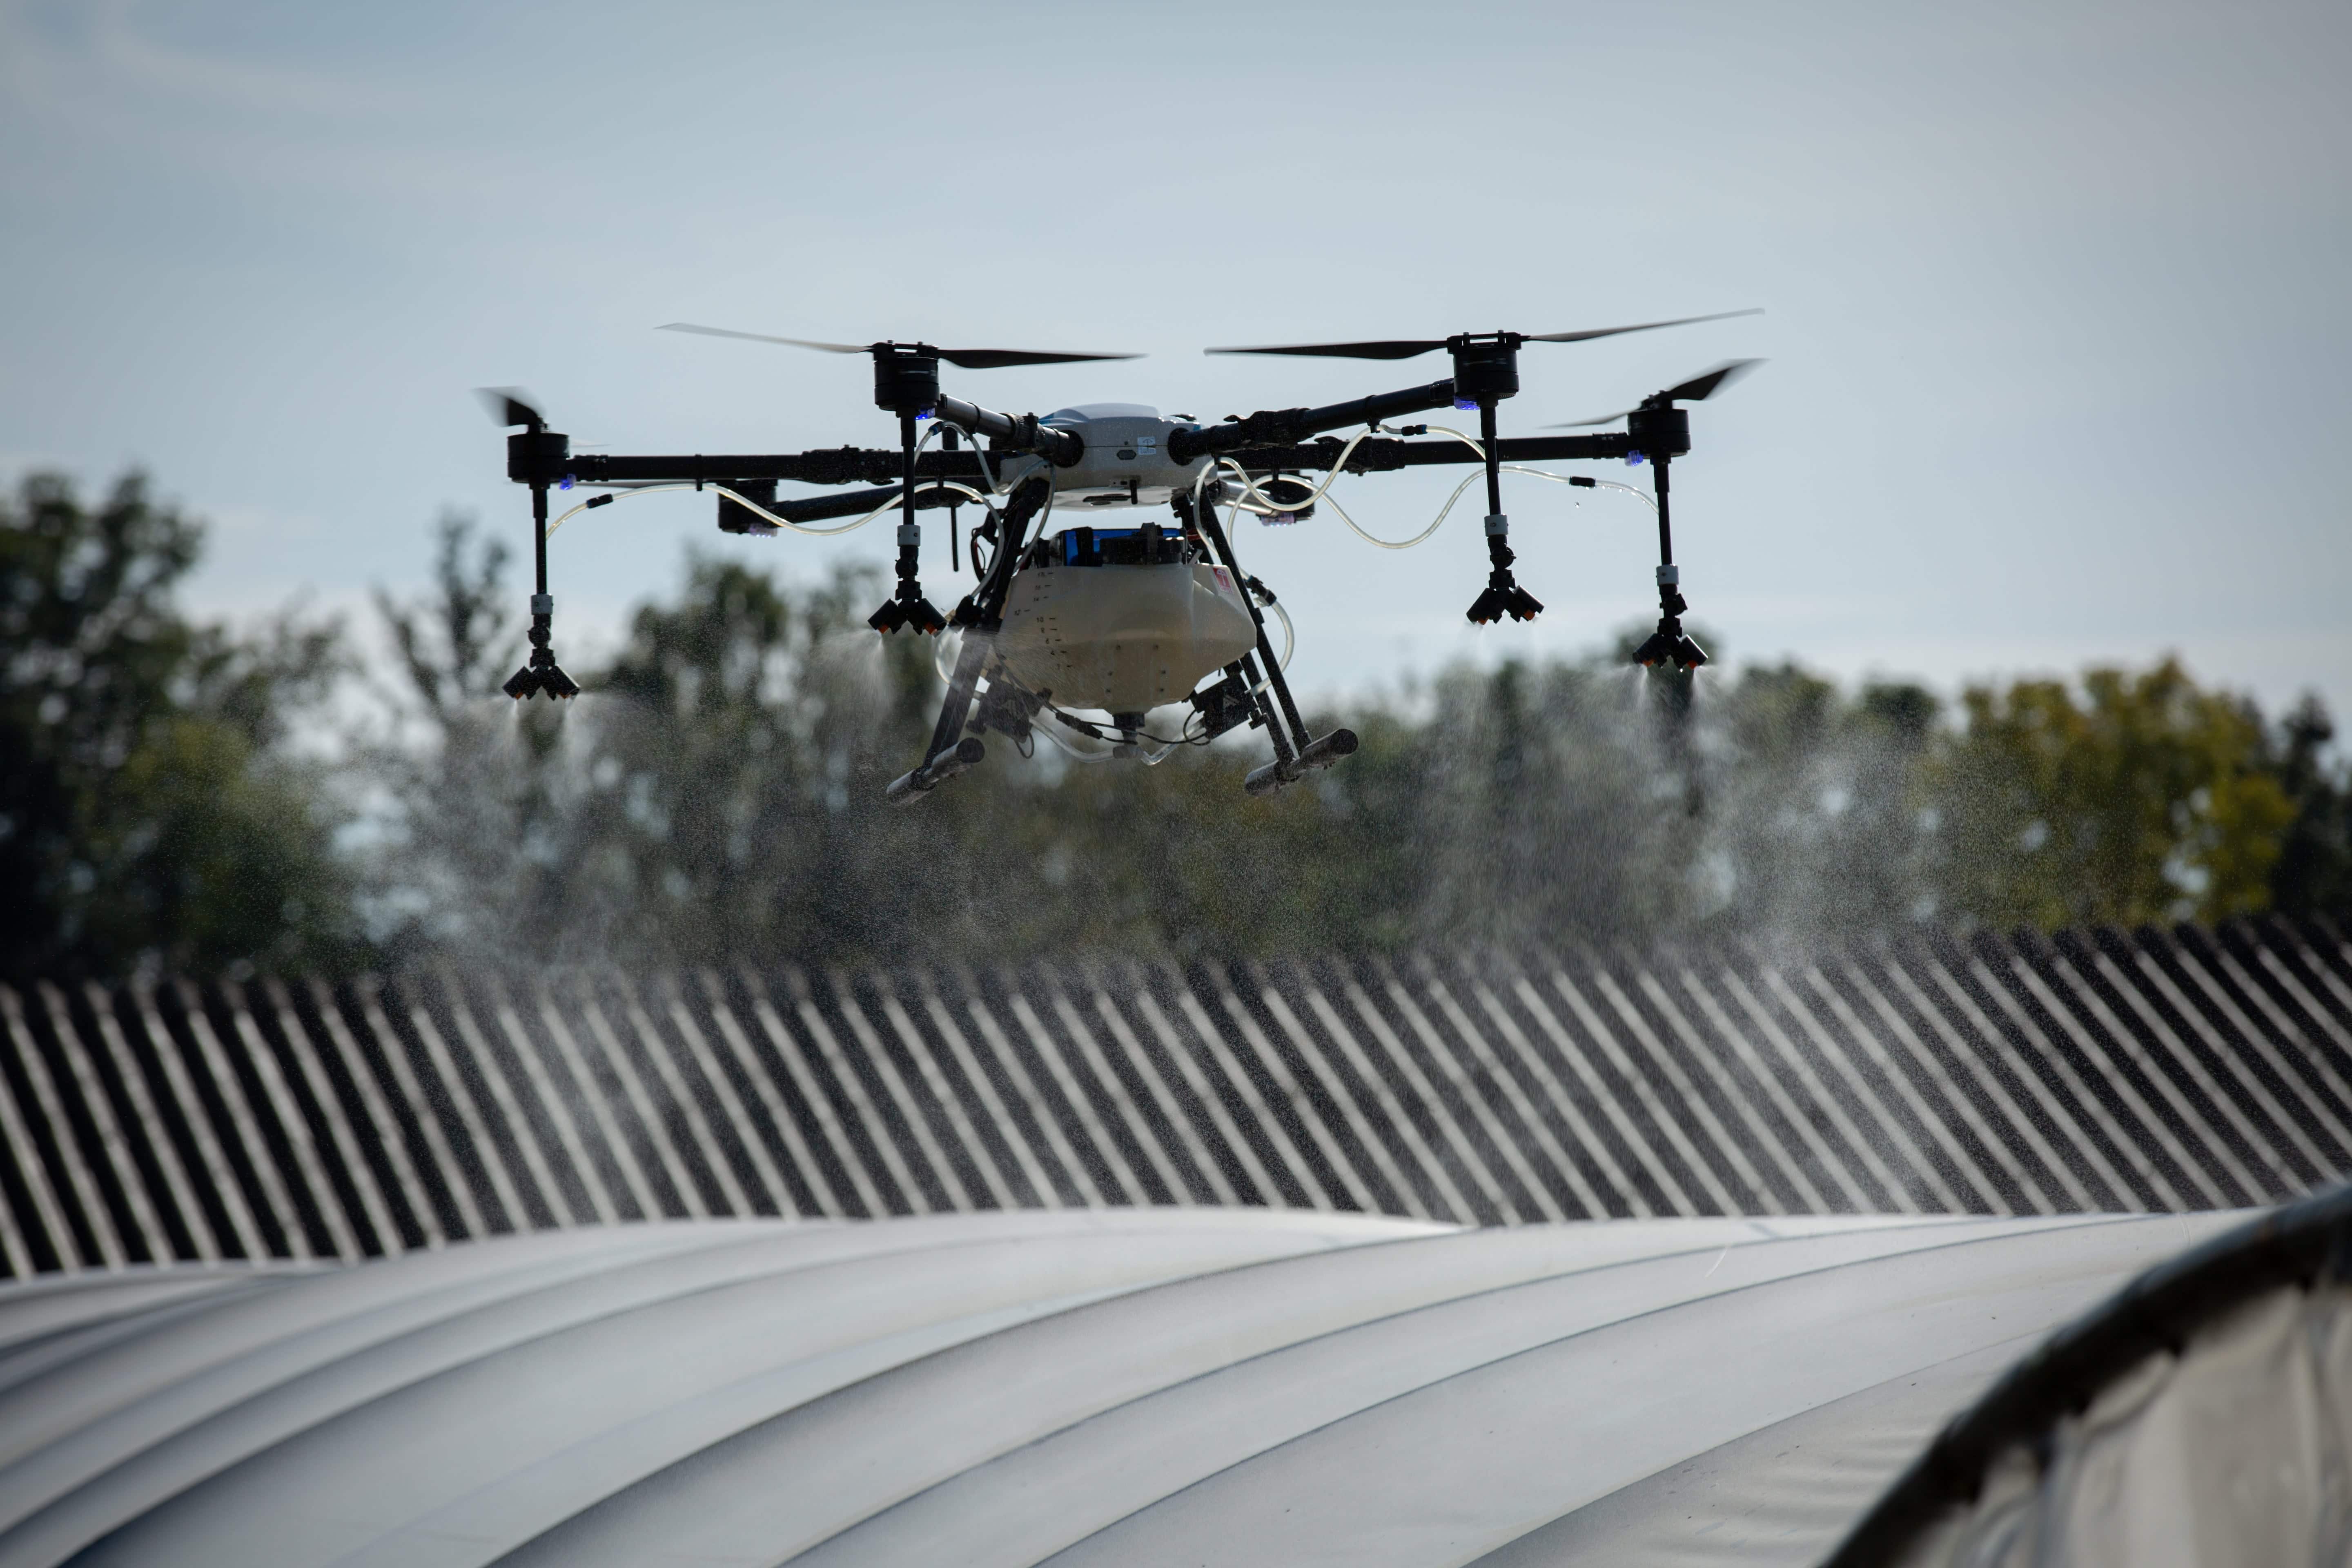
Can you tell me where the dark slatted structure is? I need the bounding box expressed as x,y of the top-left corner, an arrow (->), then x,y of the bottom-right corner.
4,922 -> 2352,1276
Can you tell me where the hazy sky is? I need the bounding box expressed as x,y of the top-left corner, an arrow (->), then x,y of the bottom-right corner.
4,0 -> 2348,718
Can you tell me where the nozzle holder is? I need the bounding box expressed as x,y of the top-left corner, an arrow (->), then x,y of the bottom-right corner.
506,591 -> 578,699
1466,510 -> 1541,624
1632,619 -> 1708,673
870,591 -> 947,636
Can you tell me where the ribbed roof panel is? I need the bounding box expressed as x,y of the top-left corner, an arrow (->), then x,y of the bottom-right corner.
4,922 -> 2350,1272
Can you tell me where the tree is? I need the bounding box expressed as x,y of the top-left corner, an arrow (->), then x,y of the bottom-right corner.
363,525 -> 2340,969
1927,659 -> 2294,929
1689,665 -> 1941,935
366,513 -> 609,966
586,552 -> 953,964
1395,657 -> 1688,948
2267,695 -> 2352,920
0,472 -> 355,978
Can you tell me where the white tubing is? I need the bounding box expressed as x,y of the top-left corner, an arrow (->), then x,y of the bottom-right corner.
1502,467 -> 1657,510
932,627 -> 963,684
1036,715 -> 1116,764
1321,471 -> 1485,550
1211,416 -> 1657,551
1265,590 -> 1296,668
1215,422 -> 1488,520
1214,425 -> 1483,548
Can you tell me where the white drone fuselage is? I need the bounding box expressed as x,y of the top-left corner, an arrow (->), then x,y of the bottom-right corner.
996,402 -> 1210,508
988,404 -> 1258,717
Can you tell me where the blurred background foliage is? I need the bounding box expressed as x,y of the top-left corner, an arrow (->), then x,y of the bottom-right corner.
1,474 -> 357,978
7,468 -> 2350,980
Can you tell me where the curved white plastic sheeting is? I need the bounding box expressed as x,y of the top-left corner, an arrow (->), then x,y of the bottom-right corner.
0,1207 -> 2240,1568
1885,1280 -> 2352,1568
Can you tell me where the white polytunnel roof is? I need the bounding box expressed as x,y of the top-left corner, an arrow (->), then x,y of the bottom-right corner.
0,1205 -> 2244,1568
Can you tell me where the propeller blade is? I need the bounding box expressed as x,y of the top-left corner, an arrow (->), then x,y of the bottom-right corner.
1544,359 -> 1766,428
1523,308 -> 1762,344
1207,309 -> 1759,360
1214,305 -> 1768,359
935,347 -> 1143,369
658,323 -> 870,353
1204,339 -> 1448,361
1659,358 -> 1763,403
661,324 -> 1138,368
477,387 -> 546,428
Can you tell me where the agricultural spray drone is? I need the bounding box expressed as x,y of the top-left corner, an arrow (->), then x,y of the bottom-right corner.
487,309 -> 1761,801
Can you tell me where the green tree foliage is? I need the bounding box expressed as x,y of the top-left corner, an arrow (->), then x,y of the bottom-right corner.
371,529 -> 1428,965
586,555 -> 959,961
1928,660 -> 2296,929
0,472 -> 355,979
361,527 -> 1931,962
18,481 -> 2350,979
2267,696 -> 2352,920
363,523 -> 2352,965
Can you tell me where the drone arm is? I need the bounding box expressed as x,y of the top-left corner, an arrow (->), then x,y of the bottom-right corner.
539,430 -> 1624,490
930,395 -> 1082,466
555,448 -> 987,486
1492,434 -> 1636,463
1293,379 -> 1462,441
1165,378 -> 1458,465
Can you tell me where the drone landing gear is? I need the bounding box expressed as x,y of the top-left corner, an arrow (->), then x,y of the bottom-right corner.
1180,496 -> 1357,797
1242,718 -> 1359,796
886,477 -> 1051,803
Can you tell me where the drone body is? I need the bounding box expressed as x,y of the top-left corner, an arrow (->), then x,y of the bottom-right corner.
1005,403 -> 1209,507
487,313 -> 1762,799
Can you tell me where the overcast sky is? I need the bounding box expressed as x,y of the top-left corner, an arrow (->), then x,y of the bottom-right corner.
4,0 -> 2348,719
